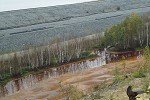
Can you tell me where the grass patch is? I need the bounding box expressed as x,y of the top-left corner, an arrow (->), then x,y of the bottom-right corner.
94,81 -> 107,91
59,82 -> 84,100
113,66 -> 125,82
132,67 -> 146,78
142,78 -> 150,91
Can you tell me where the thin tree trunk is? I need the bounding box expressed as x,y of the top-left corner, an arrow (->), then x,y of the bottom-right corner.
146,23 -> 149,46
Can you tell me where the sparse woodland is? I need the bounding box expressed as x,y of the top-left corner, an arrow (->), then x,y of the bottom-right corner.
104,12 -> 150,51
0,33 -> 102,82
0,12 -> 150,85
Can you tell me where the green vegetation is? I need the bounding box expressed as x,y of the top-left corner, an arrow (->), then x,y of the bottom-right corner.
103,13 -> 150,51
0,48 -> 99,85
132,46 -> 150,78
56,45 -> 150,100
88,46 -> 150,99
59,82 -> 84,100
142,78 -> 150,91
86,45 -> 149,99
0,12 -> 150,93
0,66 -> 37,85
113,66 -> 120,81
57,13 -> 150,100
80,51 -> 97,59
144,46 -> 150,63
113,66 -> 125,82
132,67 -> 146,78
0,31 -> 103,85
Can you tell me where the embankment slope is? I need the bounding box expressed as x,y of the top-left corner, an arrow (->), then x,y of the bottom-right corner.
0,0 -> 150,53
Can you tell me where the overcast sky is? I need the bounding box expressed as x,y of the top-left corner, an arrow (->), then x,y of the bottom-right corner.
0,0 -> 96,12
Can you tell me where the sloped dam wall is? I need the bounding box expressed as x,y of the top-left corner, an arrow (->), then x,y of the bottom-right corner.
0,0 -> 150,53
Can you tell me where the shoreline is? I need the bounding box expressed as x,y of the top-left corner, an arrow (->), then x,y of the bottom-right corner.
0,48 -> 141,86
0,49 -> 142,98
1,55 -> 143,100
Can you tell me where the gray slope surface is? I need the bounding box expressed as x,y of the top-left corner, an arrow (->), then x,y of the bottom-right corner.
0,0 -> 150,53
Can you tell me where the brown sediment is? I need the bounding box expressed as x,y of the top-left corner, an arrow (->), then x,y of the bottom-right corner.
1,56 -> 143,100
36,94 -> 49,99
106,51 -> 134,54
106,50 -> 143,55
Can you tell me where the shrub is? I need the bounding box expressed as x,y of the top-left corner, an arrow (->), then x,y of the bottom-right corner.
94,81 -> 106,91
88,53 -> 97,58
80,51 -> 90,58
142,78 -> 150,91
132,67 -> 146,78
59,82 -> 84,100
113,66 -> 124,82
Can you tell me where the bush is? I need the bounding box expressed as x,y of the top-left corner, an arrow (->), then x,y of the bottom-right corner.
80,51 -> 90,58
80,51 -> 97,59
88,53 -> 97,58
113,66 -> 124,82
94,81 -> 106,91
144,46 -> 150,67
132,67 -> 146,78
51,58 -> 59,66
59,82 -> 84,100
132,46 -> 150,78
142,78 -> 150,91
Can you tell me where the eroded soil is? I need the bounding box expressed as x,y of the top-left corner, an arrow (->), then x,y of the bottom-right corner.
1,57 -> 143,100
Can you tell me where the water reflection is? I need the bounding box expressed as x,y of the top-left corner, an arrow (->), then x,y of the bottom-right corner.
0,50 -> 106,97
0,49 -> 140,97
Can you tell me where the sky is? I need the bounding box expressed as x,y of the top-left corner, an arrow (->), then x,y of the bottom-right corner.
0,0 -> 96,12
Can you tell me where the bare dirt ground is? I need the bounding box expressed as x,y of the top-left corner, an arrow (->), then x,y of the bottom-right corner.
1,57 -> 144,100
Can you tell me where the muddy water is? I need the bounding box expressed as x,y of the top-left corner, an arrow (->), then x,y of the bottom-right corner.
0,50 -> 106,97
0,50 -> 142,97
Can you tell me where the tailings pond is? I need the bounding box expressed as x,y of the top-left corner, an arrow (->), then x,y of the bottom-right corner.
0,50 -> 142,97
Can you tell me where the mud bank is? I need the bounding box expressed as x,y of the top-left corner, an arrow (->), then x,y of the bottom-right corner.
1,56 -> 143,100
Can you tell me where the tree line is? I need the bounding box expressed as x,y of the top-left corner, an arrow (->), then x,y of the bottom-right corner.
0,33 -> 102,81
0,12 -> 150,83
103,12 -> 150,51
